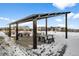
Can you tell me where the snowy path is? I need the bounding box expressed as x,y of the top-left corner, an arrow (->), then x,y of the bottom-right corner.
64,39 -> 79,56
64,32 -> 79,56
51,32 -> 79,56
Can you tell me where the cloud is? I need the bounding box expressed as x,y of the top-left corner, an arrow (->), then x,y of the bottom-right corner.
73,13 -> 79,19
56,24 -> 65,27
67,12 -> 79,19
52,3 -> 76,10
68,24 -> 74,28
0,17 -> 16,22
0,16 -> 18,28
68,12 -> 75,19
19,21 -> 33,26
55,19 -> 62,22
37,24 -> 45,27
0,17 -> 10,20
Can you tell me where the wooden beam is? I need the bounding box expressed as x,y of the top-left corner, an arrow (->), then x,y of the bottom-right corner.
9,25 -> 11,37
9,12 -> 70,25
65,13 -> 68,39
16,23 -> 18,40
33,19 -> 37,49
46,18 -> 48,35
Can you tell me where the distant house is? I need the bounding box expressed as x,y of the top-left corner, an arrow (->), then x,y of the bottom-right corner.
11,26 -> 30,31
50,27 -> 65,32
37,27 -> 50,31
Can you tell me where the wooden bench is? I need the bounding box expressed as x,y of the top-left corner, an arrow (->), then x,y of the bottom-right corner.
18,32 -> 30,37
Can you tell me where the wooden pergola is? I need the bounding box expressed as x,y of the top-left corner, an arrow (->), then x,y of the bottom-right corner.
9,12 -> 70,49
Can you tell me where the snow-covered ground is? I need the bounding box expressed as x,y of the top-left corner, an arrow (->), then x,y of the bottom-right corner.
48,32 -> 79,56
64,32 -> 79,56
0,31 -> 79,56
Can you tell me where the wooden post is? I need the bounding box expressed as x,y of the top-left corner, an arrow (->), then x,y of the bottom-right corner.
46,18 -> 47,35
16,23 -> 18,40
65,13 -> 68,39
33,19 -> 37,49
9,24 -> 11,37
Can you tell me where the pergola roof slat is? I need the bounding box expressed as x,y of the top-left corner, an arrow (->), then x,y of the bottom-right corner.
9,12 -> 70,25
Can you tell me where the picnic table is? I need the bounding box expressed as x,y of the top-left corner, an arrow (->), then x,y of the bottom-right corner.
37,34 -> 54,44
18,32 -> 31,37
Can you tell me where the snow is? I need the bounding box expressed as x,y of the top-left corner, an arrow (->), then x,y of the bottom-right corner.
64,32 -> 79,56
0,32 -> 27,56
0,31 -> 79,56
